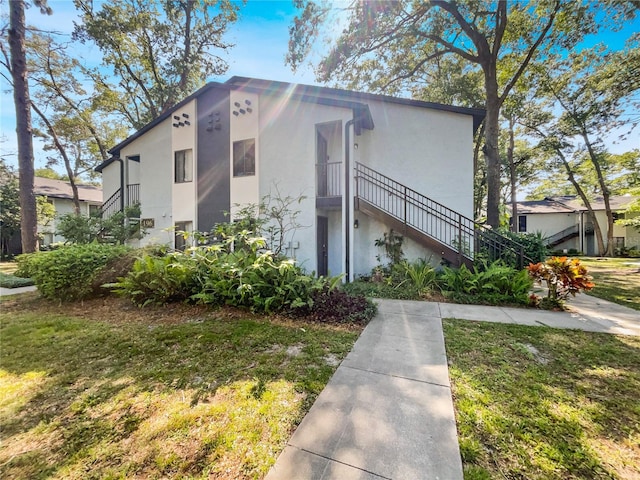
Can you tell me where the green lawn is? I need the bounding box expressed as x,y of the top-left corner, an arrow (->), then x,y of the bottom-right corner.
0,296 -> 361,480
0,262 -> 18,275
444,319 -> 640,480
579,257 -> 640,310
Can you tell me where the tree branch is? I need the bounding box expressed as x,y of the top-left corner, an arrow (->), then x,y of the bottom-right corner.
499,0 -> 561,104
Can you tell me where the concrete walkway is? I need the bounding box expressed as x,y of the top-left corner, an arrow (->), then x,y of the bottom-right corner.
0,285 -> 37,297
265,295 -> 639,480
266,300 -> 462,480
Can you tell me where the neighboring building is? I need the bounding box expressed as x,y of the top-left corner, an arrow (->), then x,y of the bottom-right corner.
35,177 -> 103,246
96,76 -> 497,280
513,195 -> 639,255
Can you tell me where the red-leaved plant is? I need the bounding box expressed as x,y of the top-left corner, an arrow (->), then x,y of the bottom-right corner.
527,256 -> 595,308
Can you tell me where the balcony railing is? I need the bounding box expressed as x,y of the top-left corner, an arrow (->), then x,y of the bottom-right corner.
127,183 -> 140,206
316,162 -> 342,197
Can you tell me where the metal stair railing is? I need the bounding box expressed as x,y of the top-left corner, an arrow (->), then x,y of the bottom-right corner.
544,225 -> 579,247
99,189 -> 122,220
355,162 -> 532,268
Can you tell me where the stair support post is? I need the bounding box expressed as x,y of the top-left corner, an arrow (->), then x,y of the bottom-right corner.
403,185 -> 408,226
458,213 -> 463,267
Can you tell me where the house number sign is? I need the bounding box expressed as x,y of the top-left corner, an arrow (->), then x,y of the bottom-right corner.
141,218 -> 155,228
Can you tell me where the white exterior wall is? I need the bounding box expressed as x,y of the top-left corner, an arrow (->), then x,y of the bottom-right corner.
121,118 -> 174,246
257,96 -> 352,274
39,198 -> 100,245
171,100 -> 197,230
523,212 -> 576,237
351,102 -> 475,277
230,91 -> 260,216
358,102 -> 474,216
101,162 -> 121,203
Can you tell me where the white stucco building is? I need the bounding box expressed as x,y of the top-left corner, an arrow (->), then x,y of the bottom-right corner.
34,177 -> 103,246
514,195 -> 639,255
96,77 -> 488,279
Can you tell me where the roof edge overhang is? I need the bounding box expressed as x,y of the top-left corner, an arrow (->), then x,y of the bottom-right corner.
226,76 -> 485,132
105,82 -> 231,158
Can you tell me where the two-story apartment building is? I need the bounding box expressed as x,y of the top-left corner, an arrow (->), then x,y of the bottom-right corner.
96,77 -> 486,280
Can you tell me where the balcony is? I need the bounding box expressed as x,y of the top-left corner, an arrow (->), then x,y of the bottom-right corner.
316,162 -> 342,209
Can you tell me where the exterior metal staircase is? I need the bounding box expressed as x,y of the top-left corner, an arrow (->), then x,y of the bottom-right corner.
354,162 -> 532,268
544,225 -> 579,248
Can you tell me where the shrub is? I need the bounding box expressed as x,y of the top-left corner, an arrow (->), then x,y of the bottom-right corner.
300,288 -> 378,324
496,229 -> 547,263
16,243 -> 130,301
190,237 -> 335,313
113,232 -> 345,315
438,261 -> 533,305
111,252 -> 197,306
400,258 -> 437,291
342,279 -> 422,300
527,256 -> 594,309
56,204 -> 143,245
90,248 -> 155,296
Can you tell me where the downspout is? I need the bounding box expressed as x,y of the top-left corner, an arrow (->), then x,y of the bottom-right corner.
345,119 -> 354,282
117,157 -> 125,213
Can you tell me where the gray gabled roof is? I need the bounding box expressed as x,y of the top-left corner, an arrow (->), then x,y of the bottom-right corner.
516,195 -> 638,214
226,76 -> 486,132
96,76 -> 486,173
34,177 -> 103,203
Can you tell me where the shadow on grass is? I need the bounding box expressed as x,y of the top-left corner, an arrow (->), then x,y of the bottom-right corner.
0,299 -> 360,480
443,320 -> 640,480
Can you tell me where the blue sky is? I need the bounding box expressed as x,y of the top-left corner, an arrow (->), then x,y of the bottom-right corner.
0,0 -> 638,173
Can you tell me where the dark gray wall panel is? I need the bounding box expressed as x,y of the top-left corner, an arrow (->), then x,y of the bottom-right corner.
197,88 -> 230,233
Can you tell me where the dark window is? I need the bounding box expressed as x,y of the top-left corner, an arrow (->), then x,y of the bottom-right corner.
89,204 -> 100,217
518,215 -> 527,233
174,221 -> 191,251
175,149 -> 193,183
233,138 -> 255,177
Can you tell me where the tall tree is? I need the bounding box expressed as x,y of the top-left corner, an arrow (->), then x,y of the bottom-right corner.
73,0 -> 241,129
26,33 -> 125,212
6,0 -> 51,253
537,42 -> 640,255
287,0 -> 637,228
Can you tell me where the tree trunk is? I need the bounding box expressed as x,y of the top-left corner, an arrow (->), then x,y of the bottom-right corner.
558,153 -> 606,255
507,117 -> 518,233
31,103 -> 81,213
582,131 -> 614,256
483,65 -> 501,228
9,0 -> 38,253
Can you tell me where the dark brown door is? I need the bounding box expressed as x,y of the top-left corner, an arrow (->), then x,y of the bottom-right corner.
317,216 -> 329,276
317,131 -> 328,197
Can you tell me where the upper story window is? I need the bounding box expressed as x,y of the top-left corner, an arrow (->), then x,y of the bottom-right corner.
233,138 -> 255,177
175,149 -> 193,183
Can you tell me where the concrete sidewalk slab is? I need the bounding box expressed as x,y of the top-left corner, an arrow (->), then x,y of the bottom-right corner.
268,366 -> 462,480
342,326 -> 450,387
439,303 -> 536,325
374,298 -> 441,317
0,285 -> 37,297
266,294 -> 639,480
265,301 -> 463,480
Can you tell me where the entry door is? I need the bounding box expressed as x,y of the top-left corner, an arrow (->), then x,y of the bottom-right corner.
317,216 -> 329,277
317,131 -> 329,197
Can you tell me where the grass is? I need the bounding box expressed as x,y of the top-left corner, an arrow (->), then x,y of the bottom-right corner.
578,257 -> 640,310
0,295 -> 361,479
0,262 -> 18,275
443,319 -> 640,480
